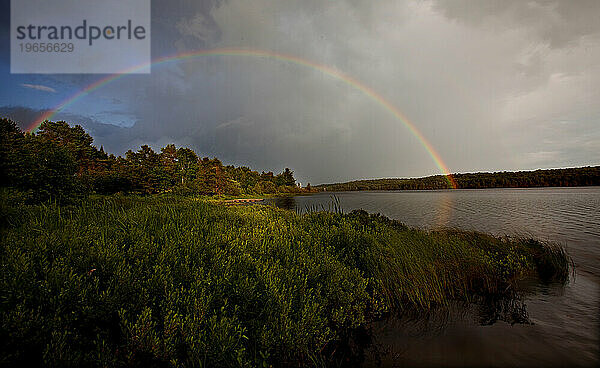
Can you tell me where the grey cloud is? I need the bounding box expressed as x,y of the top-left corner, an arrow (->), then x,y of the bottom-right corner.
431,0 -> 600,48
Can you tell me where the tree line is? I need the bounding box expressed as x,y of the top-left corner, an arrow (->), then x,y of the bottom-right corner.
0,118 -> 308,202
316,166 -> 600,191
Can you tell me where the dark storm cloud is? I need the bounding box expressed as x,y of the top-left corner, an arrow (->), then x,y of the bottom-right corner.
153,0 -> 223,52
0,106 -> 132,154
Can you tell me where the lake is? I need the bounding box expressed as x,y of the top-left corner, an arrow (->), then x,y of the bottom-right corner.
267,187 -> 600,367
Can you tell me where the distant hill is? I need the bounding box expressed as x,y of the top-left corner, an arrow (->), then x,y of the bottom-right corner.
315,166 -> 600,191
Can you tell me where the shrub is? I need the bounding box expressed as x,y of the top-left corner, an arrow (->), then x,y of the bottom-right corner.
0,196 -> 570,366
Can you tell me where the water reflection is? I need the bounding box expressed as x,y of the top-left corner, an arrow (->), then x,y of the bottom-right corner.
270,195 -> 297,210
475,295 -> 531,326
333,294 -> 537,367
433,192 -> 453,228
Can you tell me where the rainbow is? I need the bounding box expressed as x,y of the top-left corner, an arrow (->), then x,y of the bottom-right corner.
27,47 -> 457,188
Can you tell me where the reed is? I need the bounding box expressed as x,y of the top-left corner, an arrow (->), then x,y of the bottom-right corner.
0,194 -> 570,366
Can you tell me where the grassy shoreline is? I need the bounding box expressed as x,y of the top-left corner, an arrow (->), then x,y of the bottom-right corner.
0,194 -> 570,366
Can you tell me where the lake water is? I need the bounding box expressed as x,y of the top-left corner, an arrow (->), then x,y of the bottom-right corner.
267,187 -> 600,367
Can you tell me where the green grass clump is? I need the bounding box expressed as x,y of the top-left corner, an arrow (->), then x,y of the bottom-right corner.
0,196 -> 569,366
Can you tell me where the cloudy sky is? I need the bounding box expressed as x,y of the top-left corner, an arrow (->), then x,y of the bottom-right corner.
1,0 -> 598,184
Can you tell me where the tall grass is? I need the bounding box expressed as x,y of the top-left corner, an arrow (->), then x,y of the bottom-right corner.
0,195 -> 570,366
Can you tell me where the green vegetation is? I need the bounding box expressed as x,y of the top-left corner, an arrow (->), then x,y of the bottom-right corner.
0,194 -> 569,366
317,166 -> 600,191
0,116 -> 573,366
0,118 -> 311,203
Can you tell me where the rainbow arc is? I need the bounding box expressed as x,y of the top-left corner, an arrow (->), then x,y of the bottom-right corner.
27,48 -> 457,188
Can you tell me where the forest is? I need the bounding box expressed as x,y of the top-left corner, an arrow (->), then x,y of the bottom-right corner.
316,166 -> 600,192
4,117 -> 595,202
0,118 -> 307,202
